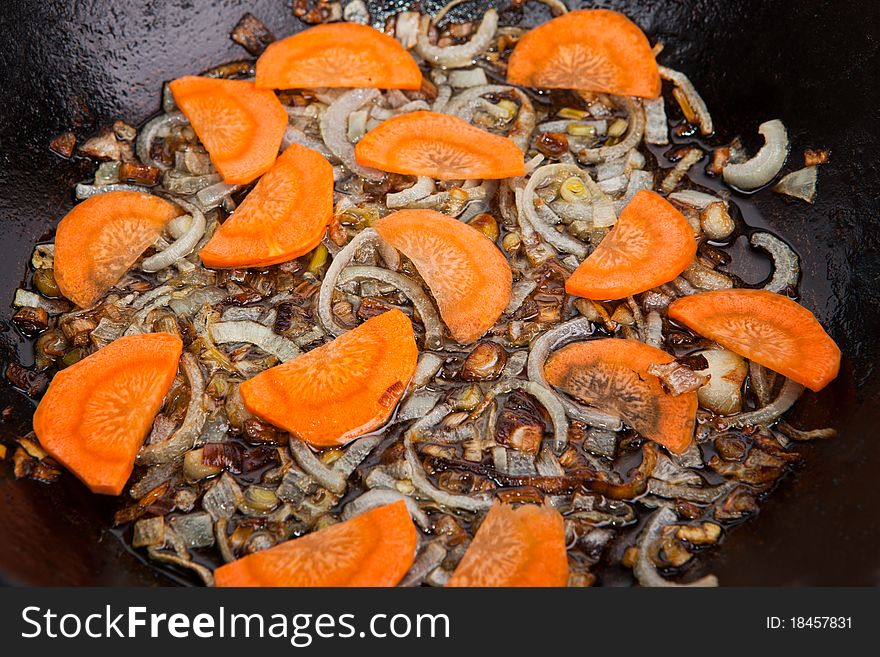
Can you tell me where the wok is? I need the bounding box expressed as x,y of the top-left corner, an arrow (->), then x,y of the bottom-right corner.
0,0 -> 878,586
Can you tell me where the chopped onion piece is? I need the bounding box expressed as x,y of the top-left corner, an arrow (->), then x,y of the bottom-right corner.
773,166 -> 818,203
142,199 -> 206,272
136,111 -> 189,170
720,378 -> 804,428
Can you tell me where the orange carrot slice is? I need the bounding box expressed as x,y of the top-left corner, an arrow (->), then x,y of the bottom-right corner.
256,23 -> 422,90
447,502 -> 568,587
566,190 -> 696,300
240,309 -> 417,446
200,144 -> 333,268
507,9 -> 660,98
544,338 -> 697,454
215,501 -> 417,587
32,333 -> 182,495
169,76 -> 287,184
54,191 -> 181,308
668,289 -> 840,392
373,209 -> 512,343
354,111 -> 525,180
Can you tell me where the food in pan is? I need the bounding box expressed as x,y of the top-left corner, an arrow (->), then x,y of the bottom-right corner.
5,4 -> 839,587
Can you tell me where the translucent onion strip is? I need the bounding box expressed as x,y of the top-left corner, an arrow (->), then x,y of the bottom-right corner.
338,265 -> 444,349
142,198 -> 206,272
750,231 -> 800,293
415,9 -> 498,68
211,320 -> 301,361
320,88 -> 384,180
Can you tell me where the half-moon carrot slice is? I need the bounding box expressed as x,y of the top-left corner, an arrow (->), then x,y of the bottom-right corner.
200,144 -> 333,268
566,190 -> 696,301
544,338 -> 697,454
32,333 -> 182,495
256,22 -> 422,90
54,191 -> 181,308
373,209 -> 513,343
668,289 -> 840,392
506,9 -> 661,98
354,111 -> 525,180
447,502 -> 568,587
215,501 -> 417,587
240,309 -> 417,446
169,76 -> 287,184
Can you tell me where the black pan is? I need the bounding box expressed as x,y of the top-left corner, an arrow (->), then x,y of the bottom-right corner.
1,0 -> 878,585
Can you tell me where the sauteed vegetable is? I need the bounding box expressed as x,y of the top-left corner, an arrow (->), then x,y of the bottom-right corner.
5,3 -> 839,587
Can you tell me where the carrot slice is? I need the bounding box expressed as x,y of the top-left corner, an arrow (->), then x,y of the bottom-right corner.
256,22 -> 422,90
354,111 -> 525,180
32,333 -> 182,495
566,190 -> 696,300
374,209 -> 513,343
215,501 -> 416,587
54,191 -> 181,307
199,144 -> 333,268
169,76 -> 287,184
507,9 -> 660,98
668,289 -> 840,392
447,502 -> 568,587
240,309 -> 417,446
544,338 -> 697,454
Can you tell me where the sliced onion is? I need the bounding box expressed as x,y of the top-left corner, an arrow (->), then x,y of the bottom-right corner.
142,198 -> 206,272
318,228 -> 394,335
282,125 -> 335,160
681,261 -> 733,291
370,100 -> 431,121
211,320 -> 301,361
660,147 -> 704,194
415,9 -> 498,68
386,176 -> 435,209
338,265 -> 444,349
750,231 -> 800,293
432,84 -> 452,112
136,111 -> 189,170
645,311 -> 663,349
137,353 -> 207,465
75,183 -> 147,200
447,67 -> 488,88
332,434 -> 384,479
616,170 -> 654,212
404,403 -> 493,511
400,540 -> 447,587
395,10 -> 421,49
342,489 -> 431,530
647,479 -> 735,503
412,353 -> 444,388
195,181 -> 241,211
576,97 -> 645,164
667,190 -> 721,210
720,377 -> 804,428
634,507 -> 718,587
643,96 -> 669,145
505,278 -> 537,315
773,166 -> 818,203
445,84 -> 536,151
320,88 -> 384,180
289,439 -> 347,494
491,378 -> 569,453
658,66 -> 714,135
722,119 -> 789,190
527,318 -> 623,431
398,390 -> 444,423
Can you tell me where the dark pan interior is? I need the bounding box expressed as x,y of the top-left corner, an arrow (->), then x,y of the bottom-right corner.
0,0 -> 878,585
